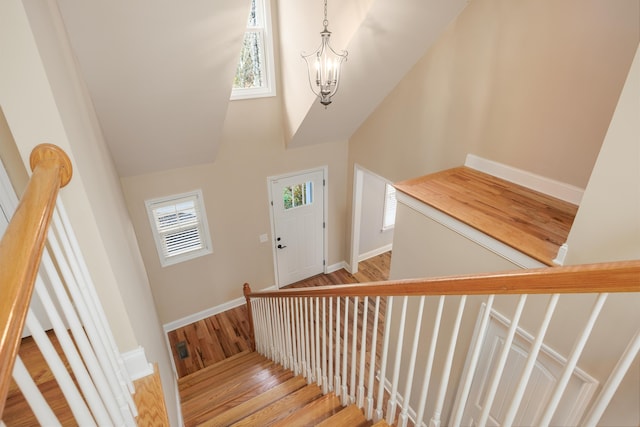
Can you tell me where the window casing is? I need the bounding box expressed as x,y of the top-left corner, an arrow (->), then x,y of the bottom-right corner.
145,190 -> 213,267
231,0 -> 276,100
382,183 -> 397,231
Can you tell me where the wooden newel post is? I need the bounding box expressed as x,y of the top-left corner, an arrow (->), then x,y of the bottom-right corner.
243,283 -> 256,351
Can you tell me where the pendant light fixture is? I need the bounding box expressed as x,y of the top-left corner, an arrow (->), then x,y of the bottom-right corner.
302,0 -> 348,106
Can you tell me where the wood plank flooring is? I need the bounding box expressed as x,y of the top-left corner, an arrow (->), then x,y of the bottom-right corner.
395,167 -> 577,265
168,251 -> 391,378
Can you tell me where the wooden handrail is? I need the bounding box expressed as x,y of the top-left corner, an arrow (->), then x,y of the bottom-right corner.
246,260 -> 640,299
0,144 -> 72,418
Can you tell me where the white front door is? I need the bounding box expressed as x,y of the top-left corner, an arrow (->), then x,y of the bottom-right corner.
269,169 -> 325,287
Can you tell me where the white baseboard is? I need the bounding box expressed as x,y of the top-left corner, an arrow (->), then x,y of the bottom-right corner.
163,286 -> 276,332
358,244 -> 393,263
465,154 -> 584,205
121,346 -> 154,381
326,261 -> 350,274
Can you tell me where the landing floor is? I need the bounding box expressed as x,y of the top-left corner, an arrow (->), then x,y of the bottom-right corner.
395,167 -> 578,265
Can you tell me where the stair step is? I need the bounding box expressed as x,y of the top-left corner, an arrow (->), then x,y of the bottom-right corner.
178,350 -> 261,387
271,391 -> 343,427
198,375 -> 308,427
231,383 -> 323,426
180,356 -> 275,401
316,404 -> 371,427
182,364 -> 293,426
372,420 -> 392,427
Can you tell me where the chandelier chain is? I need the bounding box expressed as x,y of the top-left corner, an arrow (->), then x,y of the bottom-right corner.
323,0 -> 328,30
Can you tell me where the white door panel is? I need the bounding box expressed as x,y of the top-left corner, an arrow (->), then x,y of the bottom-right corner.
270,169 -> 325,287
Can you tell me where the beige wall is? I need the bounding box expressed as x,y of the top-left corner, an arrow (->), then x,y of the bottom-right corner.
348,0 -> 639,187
2,1 -> 180,424
121,96 -> 349,324
0,109 -> 29,196
564,44 -> 640,264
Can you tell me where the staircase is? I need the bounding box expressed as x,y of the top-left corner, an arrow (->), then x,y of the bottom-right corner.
180,350 -> 391,427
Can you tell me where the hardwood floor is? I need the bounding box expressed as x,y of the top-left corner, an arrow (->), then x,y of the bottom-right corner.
168,251 -> 391,378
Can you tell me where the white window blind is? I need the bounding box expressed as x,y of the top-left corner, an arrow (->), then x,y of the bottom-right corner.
382,183 -> 397,230
145,190 -> 212,267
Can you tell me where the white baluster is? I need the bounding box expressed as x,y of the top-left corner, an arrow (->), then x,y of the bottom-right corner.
350,296 -> 359,403
297,298 -> 305,378
582,328 -> 640,427
293,299 -> 302,375
328,297 -> 334,392
357,297 -> 369,409
285,298 -> 294,371
25,311 -> 99,426
375,296 -> 394,422
341,296 -> 350,405
53,208 -> 136,422
399,296 -> 426,427
285,298 -> 298,375
450,295 -> 495,427
56,203 -> 136,403
335,296 -> 341,397
415,296 -> 445,426
310,297 -> 317,382
366,296 -> 381,420
33,278 -> 110,424
12,356 -> 62,427
503,294 -> 559,426
282,299 -> 289,365
40,249 -> 124,426
538,293 -> 608,427
386,296 -> 408,425
279,299 -> 288,367
269,298 -> 278,360
430,295 -> 467,427
478,295 -> 527,427
251,300 -> 261,354
315,297 -> 322,386
322,297 -> 328,393
304,297 -> 312,381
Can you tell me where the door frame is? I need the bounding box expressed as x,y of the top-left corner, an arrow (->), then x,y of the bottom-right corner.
267,165 -> 328,288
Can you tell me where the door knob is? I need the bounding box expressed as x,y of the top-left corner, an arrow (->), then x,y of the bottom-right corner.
277,244 -> 287,249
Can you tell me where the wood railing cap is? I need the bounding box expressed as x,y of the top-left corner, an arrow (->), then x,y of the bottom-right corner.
30,143 -> 72,187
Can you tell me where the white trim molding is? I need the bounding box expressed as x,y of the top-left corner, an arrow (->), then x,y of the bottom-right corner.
358,244 -> 393,263
327,261 -> 350,274
465,154 -> 584,205
396,192 -> 546,269
121,346 -> 154,381
163,286 -> 276,332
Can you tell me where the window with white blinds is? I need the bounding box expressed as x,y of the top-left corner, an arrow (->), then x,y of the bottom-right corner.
382,183 -> 397,230
145,190 -> 212,267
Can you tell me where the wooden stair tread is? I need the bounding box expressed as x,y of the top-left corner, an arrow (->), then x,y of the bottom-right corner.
182,366 -> 294,425
230,383 -> 324,426
180,355 -> 275,401
372,420 -> 392,427
316,404 -> 371,427
198,375 -> 308,427
394,166 -> 578,266
178,350 -> 260,386
271,392 -> 343,427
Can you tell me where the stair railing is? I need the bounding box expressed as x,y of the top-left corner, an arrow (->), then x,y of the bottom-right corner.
244,260 -> 640,427
0,145 -> 137,426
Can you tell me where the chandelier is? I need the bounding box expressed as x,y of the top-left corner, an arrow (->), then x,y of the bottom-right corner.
302,0 -> 348,106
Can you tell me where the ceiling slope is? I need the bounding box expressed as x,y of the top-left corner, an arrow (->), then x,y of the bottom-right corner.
282,0 -> 469,148
55,0 -> 251,177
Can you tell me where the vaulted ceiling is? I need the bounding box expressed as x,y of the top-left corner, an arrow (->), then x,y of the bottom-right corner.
54,0 -> 468,177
